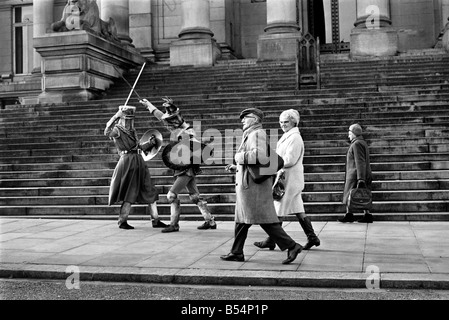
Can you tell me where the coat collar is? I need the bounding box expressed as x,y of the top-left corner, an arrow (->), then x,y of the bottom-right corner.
350,135 -> 364,144
278,127 -> 300,145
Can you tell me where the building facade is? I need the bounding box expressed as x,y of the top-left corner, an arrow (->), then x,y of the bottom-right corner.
1,0 -> 449,104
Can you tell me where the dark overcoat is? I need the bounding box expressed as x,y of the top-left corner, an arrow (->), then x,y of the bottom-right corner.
342,136 -> 373,205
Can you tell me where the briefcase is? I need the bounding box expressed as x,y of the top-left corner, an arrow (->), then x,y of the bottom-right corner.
348,187 -> 372,211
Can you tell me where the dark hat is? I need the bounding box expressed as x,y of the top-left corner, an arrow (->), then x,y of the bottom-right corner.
239,108 -> 264,121
349,123 -> 363,136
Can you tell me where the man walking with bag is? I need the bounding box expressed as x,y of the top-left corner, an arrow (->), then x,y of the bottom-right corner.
221,108 -> 303,264
338,123 -> 374,223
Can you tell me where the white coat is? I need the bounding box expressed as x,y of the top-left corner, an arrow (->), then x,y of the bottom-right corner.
274,127 -> 305,216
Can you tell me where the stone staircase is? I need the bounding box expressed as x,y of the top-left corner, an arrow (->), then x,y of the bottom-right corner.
0,53 -> 449,221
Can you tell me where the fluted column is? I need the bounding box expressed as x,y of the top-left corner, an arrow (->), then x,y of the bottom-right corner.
265,0 -> 300,33
101,0 -> 132,45
178,0 -> 214,39
350,0 -> 397,57
33,0 -> 54,73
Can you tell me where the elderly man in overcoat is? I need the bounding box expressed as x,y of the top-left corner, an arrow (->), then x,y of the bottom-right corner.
338,123 -> 373,223
221,108 -> 303,264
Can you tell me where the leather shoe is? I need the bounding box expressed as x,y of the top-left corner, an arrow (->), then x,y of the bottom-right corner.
220,253 -> 244,262
197,221 -> 217,230
152,219 -> 169,228
253,241 -> 275,250
357,213 -> 374,223
282,243 -> 303,264
161,224 -> 179,233
338,213 -> 355,223
303,237 -> 320,250
119,222 -> 134,230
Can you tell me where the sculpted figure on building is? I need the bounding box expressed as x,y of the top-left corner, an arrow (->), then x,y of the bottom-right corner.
51,0 -> 120,44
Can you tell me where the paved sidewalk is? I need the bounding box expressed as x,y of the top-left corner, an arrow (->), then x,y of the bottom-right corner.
1,218 -> 449,290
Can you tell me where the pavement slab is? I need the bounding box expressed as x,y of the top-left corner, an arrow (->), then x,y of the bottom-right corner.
1,218 -> 449,290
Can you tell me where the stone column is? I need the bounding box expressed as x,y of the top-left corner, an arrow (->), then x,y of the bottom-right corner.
33,0 -> 54,73
257,0 -> 301,61
350,0 -> 398,57
265,0 -> 299,34
129,0 -> 154,61
169,0 -> 221,66
101,0 -> 132,45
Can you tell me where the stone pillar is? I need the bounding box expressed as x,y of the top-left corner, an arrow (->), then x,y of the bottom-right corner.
101,0 -> 132,45
129,0 -> 154,61
265,0 -> 299,34
33,0 -> 54,74
169,0 -> 221,66
257,0 -> 301,61
350,0 -> 398,57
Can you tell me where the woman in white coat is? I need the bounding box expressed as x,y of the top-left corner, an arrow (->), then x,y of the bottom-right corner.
254,109 -> 320,250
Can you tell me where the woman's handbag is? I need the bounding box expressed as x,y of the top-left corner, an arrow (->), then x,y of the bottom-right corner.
247,147 -> 284,184
348,181 -> 372,211
272,171 -> 285,201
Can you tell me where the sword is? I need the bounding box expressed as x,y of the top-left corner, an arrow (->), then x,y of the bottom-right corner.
123,62 -> 146,107
113,65 -> 143,100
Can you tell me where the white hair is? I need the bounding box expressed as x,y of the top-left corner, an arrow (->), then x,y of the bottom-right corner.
280,109 -> 300,127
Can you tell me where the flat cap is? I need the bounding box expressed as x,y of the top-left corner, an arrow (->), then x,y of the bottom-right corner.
239,108 -> 264,121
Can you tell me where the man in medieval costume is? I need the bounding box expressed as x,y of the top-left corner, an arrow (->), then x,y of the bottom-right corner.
104,105 -> 168,229
139,97 -> 217,233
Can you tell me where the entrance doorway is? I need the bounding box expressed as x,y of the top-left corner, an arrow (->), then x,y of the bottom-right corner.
307,0 -> 325,45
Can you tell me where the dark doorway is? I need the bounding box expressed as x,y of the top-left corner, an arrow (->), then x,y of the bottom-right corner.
307,0 -> 326,44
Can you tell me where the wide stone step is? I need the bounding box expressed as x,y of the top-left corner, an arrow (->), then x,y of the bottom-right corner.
2,104 -> 449,129
0,200 -> 447,216
1,168 -> 448,182
2,189 -> 449,207
1,176 -> 447,192
2,160 -> 447,175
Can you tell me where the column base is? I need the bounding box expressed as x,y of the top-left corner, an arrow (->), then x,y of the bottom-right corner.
257,32 -> 302,61
350,27 -> 398,57
169,38 -> 221,67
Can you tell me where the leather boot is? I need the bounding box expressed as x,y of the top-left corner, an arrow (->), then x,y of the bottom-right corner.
297,215 -> 320,250
357,212 -> 374,223
338,212 -> 355,223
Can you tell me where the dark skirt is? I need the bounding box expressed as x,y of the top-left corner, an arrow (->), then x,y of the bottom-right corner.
108,153 -> 158,205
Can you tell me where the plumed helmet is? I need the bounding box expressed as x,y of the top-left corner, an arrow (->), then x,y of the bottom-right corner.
161,96 -> 180,120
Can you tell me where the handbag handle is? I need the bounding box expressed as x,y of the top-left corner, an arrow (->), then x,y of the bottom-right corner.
357,180 -> 366,188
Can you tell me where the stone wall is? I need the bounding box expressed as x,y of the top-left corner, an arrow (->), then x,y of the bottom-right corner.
391,0 -> 438,52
